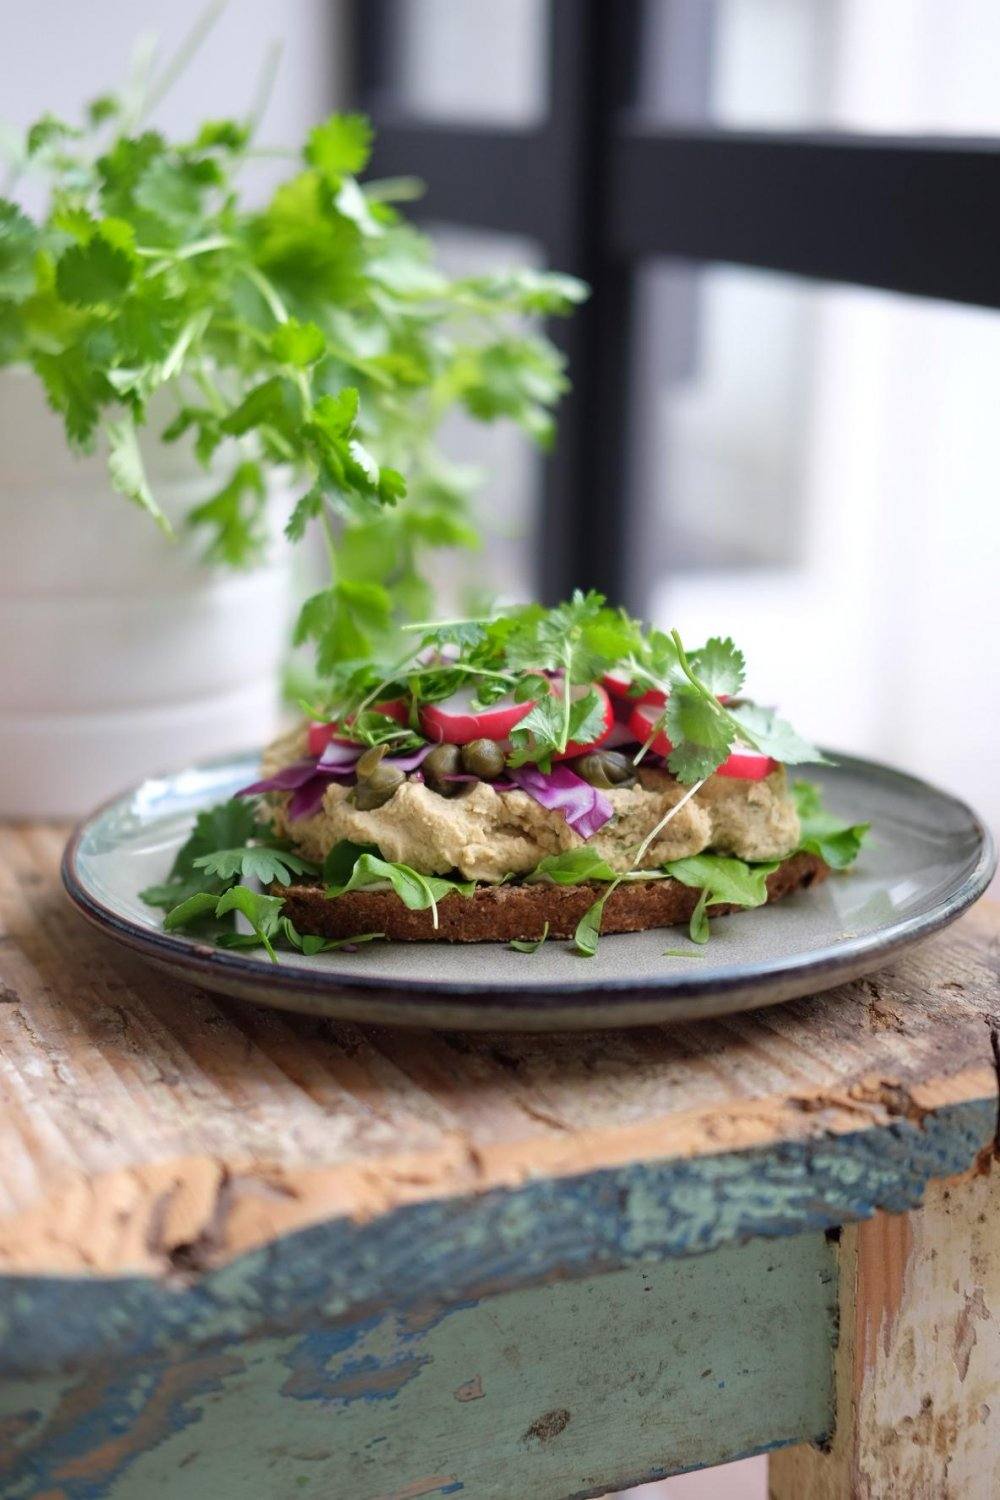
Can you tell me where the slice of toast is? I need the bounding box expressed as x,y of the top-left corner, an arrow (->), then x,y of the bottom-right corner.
279,851 -> 829,944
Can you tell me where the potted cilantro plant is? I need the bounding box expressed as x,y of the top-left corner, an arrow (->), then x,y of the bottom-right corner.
0,92 -> 584,816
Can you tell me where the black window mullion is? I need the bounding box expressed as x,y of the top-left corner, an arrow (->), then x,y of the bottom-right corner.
611,127 -> 1000,309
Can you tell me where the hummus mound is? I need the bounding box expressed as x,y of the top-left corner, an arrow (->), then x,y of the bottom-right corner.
262,732 -> 801,882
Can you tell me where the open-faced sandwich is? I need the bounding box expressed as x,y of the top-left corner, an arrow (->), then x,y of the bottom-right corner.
142,594 -> 869,959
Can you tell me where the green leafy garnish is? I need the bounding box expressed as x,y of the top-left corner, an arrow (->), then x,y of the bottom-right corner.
509,922 -> 549,953
662,947 -> 706,959
193,845 -> 318,887
663,854 -> 780,944
140,798 -> 261,908
574,892 -> 611,957
2,63 -> 586,679
794,781 -> 870,868
325,852 -> 474,929
528,849 -> 617,884
215,886 -> 286,961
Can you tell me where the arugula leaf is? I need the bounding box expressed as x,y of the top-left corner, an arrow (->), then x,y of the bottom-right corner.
794,781 -> 870,868
574,891 -> 611,957
281,919 -> 385,956
322,839 -> 381,885
216,885 -> 286,962
663,854 -> 779,944
510,922 -> 549,953
163,891 -> 222,930
528,849 -> 617,884
326,853 -> 474,929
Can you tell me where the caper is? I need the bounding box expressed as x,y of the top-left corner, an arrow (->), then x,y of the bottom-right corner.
460,738 -> 506,779
423,742 -> 463,797
356,743 -> 388,778
574,749 -> 636,789
351,760 -> 405,811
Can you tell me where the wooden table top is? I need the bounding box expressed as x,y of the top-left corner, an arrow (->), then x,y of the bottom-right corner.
2,821 -> 998,1290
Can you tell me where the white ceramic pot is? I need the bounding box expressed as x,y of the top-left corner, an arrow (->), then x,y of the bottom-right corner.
0,370 -> 294,818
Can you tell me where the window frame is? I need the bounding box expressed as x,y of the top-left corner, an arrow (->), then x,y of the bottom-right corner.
347,0 -> 1000,607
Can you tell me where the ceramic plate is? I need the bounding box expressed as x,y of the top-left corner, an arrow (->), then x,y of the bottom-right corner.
62,751 -> 995,1031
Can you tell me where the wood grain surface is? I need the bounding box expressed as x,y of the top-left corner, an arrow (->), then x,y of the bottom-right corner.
0,823 -> 998,1292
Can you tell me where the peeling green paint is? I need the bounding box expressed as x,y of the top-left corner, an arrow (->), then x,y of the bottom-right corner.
0,1234 -> 837,1500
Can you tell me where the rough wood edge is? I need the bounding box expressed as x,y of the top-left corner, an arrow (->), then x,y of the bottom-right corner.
1,1061 -> 994,1279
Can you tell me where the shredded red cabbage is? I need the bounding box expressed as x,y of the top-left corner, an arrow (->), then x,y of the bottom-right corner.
507,764 -> 613,839
237,741 -> 435,822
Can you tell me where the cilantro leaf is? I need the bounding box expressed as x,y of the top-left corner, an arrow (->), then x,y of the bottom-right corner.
106,416 -> 171,532
663,685 -> 732,782
193,845 -> 318,886
305,114 -> 374,179
663,854 -> 779,944
732,704 -> 828,767
141,798 -> 263,911
0,199 -> 39,298
187,461 -> 266,566
689,637 -> 745,698
510,921 -> 549,953
294,581 -> 393,670
793,780 -> 870,868
55,236 -> 133,306
270,318 -> 326,367
26,114 -> 81,156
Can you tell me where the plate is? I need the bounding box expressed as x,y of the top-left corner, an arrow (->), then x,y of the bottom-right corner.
62,751 -> 996,1031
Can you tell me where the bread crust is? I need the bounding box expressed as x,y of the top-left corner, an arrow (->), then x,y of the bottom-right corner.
279,851 -> 829,944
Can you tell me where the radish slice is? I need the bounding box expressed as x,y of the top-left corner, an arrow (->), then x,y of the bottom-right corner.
628,702 -> 673,758
602,668 -> 633,699
551,682 -> 615,760
602,667 -> 667,707
419,688 -> 535,745
307,698 -> 408,756
715,744 -> 777,780
628,703 -> 777,778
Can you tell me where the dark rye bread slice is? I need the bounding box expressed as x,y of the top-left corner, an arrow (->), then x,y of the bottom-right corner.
279,850 -> 829,944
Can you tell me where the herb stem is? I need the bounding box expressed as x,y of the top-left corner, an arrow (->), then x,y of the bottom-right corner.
239,264 -> 290,324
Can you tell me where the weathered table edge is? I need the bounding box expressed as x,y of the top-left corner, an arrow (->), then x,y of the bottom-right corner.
2,1091 -> 994,1380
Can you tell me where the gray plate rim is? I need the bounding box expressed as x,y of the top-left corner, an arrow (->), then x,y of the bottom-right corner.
61,749 -> 996,1012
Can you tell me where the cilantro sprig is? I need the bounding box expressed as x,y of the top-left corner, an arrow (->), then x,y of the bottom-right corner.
2,39 -> 586,677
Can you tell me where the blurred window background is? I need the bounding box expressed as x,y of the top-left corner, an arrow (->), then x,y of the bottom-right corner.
4,0 -> 997,833
352,0 -> 1000,854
